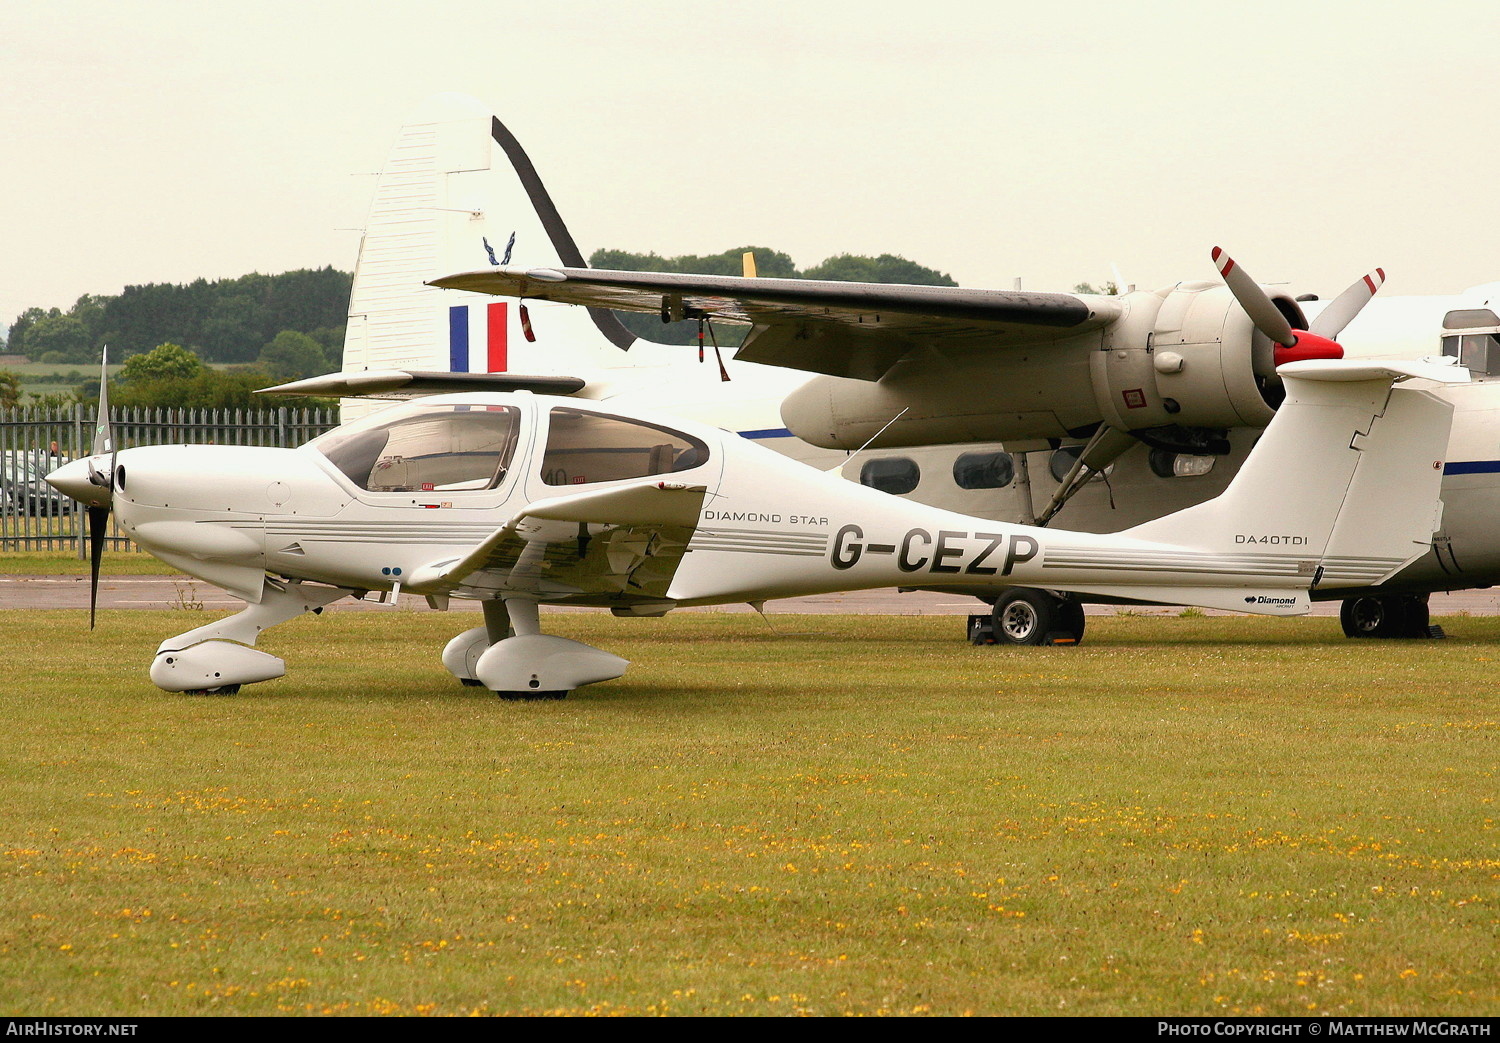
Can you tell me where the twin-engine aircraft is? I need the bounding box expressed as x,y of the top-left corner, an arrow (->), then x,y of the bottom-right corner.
49,359 -> 1460,698
271,94 -> 1500,647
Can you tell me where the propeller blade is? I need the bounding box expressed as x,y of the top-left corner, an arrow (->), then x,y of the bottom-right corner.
1308,268 -> 1387,340
86,504 -> 109,630
91,347 -> 113,458
84,348 -> 116,629
1211,246 -> 1296,347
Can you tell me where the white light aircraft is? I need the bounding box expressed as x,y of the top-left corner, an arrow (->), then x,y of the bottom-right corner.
48,358 -> 1461,699
274,94 -> 1500,646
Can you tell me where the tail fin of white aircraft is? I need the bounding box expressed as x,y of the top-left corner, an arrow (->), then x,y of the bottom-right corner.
1106,359 -> 1461,608
340,93 -> 639,408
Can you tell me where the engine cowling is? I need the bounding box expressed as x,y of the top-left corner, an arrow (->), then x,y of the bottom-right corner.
779,282 -> 1306,450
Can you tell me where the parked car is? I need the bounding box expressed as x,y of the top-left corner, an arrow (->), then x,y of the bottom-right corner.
1,451 -> 75,515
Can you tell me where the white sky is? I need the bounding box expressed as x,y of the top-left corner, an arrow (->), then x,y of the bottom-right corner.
4,0 -> 1498,327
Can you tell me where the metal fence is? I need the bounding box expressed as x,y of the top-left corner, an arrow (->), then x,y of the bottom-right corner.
1,405 -> 338,553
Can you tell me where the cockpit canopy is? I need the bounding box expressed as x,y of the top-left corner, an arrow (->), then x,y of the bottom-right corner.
538,407 -> 709,486
309,399 -> 710,493
312,403 -> 522,492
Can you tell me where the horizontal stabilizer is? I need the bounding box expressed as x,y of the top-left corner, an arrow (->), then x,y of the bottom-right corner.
259,369 -> 587,400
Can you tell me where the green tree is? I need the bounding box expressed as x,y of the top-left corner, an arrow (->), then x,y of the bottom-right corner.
801,254 -> 957,285
306,325 -> 346,361
112,368 -> 275,411
5,306 -> 51,359
1072,282 -> 1119,295
0,371 -> 20,409
201,294 -> 263,363
258,330 -> 333,381
27,313 -> 94,364
120,342 -> 205,383
30,389 -> 83,410
591,246 -> 796,278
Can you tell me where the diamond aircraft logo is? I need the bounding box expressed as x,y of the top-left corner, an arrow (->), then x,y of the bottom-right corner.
1244,594 -> 1297,606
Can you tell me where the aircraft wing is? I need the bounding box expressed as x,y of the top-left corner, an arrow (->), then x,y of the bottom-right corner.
430,267 -> 1123,381
259,369 -> 587,400
406,481 -> 708,606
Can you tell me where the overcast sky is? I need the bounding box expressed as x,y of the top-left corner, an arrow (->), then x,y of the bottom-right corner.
4,0 -> 1498,327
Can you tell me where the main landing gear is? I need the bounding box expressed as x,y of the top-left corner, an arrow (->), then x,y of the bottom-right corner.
970,588 -> 1087,647
1339,594 -> 1439,639
442,597 -> 629,700
150,579 -> 353,694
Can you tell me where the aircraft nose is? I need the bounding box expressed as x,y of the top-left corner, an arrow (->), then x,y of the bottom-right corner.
46,457 -> 112,508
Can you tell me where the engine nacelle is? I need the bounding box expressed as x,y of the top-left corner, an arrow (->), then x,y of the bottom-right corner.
780,283 -> 1304,450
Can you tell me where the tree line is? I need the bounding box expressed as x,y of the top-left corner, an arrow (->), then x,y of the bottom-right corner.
1,248 -> 966,409
5,267 -> 350,366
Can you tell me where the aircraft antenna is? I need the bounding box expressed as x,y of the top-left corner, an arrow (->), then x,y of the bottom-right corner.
830,407 -> 910,474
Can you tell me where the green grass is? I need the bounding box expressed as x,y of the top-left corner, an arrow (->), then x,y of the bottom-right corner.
0,550 -> 172,575
1,610 -> 1495,1017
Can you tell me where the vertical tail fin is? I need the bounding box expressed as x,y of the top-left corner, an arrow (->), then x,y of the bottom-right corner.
341,93 -> 635,416
1123,359 -> 1462,592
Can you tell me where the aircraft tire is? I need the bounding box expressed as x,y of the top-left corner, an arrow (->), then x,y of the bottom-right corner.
1340,595 -> 1429,639
992,589 -> 1083,646
1400,596 -> 1431,637
1058,598 -> 1087,644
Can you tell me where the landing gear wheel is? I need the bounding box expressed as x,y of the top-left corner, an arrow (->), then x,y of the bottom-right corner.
1340,595 -> 1431,638
1058,599 -> 1087,644
991,589 -> 1086,646
183,684 -> 242,696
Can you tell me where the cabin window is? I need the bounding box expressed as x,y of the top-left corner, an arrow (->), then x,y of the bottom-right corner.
1148,449 -> 1217,479
859,457 -> 920,495
541,408 -> 709,486
312,403 -> 521,492
1050,445 -> 1115,484
1441,309 -> 1500,376
952,450 -> 1014,489
1442,333 -> 1500,374
1048,446 -> 1081,483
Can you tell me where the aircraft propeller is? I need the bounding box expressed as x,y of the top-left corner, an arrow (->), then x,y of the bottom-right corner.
43,351 -> 117,628
85,355 -> 118,628
1211,246 -> 1384,367
1042,251 -> 1391,530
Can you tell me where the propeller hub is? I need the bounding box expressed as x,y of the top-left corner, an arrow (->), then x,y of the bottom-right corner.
1274,330 -> 1344,368
46,457 -> 112,509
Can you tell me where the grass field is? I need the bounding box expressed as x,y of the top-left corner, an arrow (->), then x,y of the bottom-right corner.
0,550 -> 167,576
1,608 -> 1495,1017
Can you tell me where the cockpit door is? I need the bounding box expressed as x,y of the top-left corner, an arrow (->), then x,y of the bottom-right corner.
312,397 -> 538,511
523,405 -> 722,503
